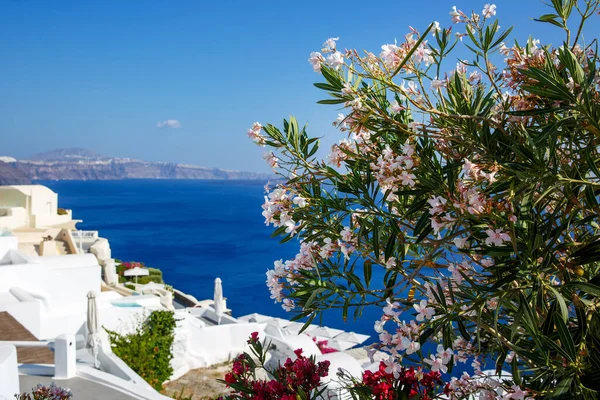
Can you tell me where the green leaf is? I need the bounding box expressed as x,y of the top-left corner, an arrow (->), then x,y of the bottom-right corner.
546,377 -> 573,398
391,22 -> 434,77
554,314 -> 576,362
299,312 -> 316,334
317,98 -> 346,105
534,13 -> 563,28
304,288 -> 325,309
313,82 -> 340,91
548,286 -> 569,323
565,281 -> 600,297
363,261 -> 372,288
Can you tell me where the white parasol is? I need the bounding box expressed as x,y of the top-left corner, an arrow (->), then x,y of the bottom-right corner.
309,326 -> 344,339
86,291 -> 101,368
214,277 -> 225,325
123,267 -> 149,284
333,331 -> 370,344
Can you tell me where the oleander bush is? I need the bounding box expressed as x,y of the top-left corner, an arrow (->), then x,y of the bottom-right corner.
248,1 -> 600,398
218,333 -> 331,400
105,310 -> 176,391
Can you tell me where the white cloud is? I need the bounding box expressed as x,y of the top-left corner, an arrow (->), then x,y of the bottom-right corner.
156,119 -> 181,129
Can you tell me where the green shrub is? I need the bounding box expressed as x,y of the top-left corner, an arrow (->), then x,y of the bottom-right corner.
57,208 -> 69,216
124,283 -> 136,291
148,267 -> 162,277
136,275 -> 163,285
105,310 -> 176,391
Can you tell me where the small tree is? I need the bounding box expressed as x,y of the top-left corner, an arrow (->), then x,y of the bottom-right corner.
249,1 -> 600,398
106,310 -> 176,391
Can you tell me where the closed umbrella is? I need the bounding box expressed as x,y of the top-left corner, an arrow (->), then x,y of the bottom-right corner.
214,277 -> 225,325
86,291 -> 101,368
124,267 -> 149,284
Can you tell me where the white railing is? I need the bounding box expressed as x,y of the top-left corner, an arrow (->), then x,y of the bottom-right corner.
0,333 -> 76,379
71,231 -> 98,240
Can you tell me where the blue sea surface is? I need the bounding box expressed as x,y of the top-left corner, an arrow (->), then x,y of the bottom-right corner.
41,179 -> 381,338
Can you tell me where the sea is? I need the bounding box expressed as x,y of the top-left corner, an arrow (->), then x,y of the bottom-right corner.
41,179 -> 381,339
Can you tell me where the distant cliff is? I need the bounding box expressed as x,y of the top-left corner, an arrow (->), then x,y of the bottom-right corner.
0,148 -> 273,182
0,162 -> 31,185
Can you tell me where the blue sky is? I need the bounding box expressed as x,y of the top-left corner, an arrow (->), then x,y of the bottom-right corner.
0,1 -> 597,172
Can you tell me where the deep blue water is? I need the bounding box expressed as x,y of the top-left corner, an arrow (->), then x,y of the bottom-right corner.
41,179 -> 380,337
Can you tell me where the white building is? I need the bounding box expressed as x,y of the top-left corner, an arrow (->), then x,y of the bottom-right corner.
0,185 -> 77,230
0,185 -> 83,259
0,185 -> 121,285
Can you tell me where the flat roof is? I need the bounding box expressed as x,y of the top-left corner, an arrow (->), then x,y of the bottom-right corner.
0,185 -> 56,197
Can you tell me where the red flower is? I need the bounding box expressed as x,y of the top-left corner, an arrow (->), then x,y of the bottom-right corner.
224,373 -> 237,385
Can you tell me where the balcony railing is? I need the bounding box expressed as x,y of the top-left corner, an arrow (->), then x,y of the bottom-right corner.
71,231 -> 99,240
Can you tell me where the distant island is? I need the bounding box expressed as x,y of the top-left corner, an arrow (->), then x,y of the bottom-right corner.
0,148 -> 273,185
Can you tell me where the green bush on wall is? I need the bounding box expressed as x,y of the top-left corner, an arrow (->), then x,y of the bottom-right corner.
105,310 -> 176,391
148,267 -> 162,277
136,275 -> 163,285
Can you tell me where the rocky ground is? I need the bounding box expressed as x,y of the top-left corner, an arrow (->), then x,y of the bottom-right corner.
161,362 -> 232,399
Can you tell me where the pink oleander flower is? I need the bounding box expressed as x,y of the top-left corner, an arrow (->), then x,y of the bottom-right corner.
380,43 -> 402,69
335,113 -> 347,130
414,299 -> 435,321
483,4 -> 497,19
384,356 -> 403,378
468,71 -> 482,83
384,257 -> 397,269
436,344 -> 454,364
453,237 -> 469,249
374,319 -> 387,333
503,385 -> 529,400
431,78 -> 446,90
282,298 -> 295,311
428,195 -> 447,215
247,122 -> 266,146
450,6 -> 462,23
390,100 -> 405,113
401,336 -> 421,355
399,171 -> 416,187
383,298 -> 400,318
292,196 -> 307,208
430,217 -> 446,237
322,37 -> 339,53
485,228 -> 511,246
262,151 -> 278,169
414,42 -> 434,66
480,257 -> 494,267
326,51 -> 344,70
462,158 -> 480,178
340,226 -> 354,242
308,51 -> 324,72
424,353 -> 448,373
341,82 -> 353,95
